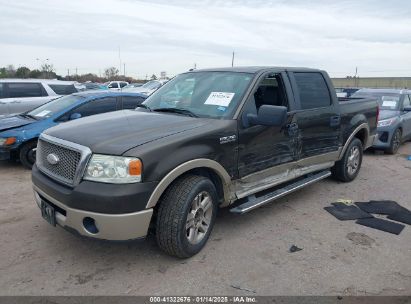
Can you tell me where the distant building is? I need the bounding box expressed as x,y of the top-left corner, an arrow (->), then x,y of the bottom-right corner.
331,77 -> 411,89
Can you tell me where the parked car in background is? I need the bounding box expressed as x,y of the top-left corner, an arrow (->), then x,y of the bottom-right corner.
0,79 -> 77,118
351,88 -> 411,154
123,83 -> 143,89
106,81 -> 129,91
76,82 -> 107,91
123,79 -> 167,96
0,91 -> 146,168
31,67 -> 378,257
335,87 -> 360,98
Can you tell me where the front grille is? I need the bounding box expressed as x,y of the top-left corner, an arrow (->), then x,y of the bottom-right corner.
37,138 -> 82,185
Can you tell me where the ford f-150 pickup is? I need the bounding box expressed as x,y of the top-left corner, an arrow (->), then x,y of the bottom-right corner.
32,67 -> 378,257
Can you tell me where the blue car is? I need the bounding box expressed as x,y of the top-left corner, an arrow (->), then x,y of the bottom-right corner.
0,91 -> 146,168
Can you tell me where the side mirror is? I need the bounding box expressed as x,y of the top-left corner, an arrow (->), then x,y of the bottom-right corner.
403,106 -> 411,112
247,105 -> 287,127
69,113 -> 82,120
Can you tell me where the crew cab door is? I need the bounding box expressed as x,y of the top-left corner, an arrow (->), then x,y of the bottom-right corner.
237,72 -> 298,177
288,71 -> 341,159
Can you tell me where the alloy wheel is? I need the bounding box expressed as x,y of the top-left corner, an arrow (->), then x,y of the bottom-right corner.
185,191 -> 213,245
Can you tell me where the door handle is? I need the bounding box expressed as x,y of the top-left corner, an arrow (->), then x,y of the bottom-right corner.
330,115 -> 341,127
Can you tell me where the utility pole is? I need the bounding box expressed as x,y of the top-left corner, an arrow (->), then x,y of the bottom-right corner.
67,69 -> 70,79
118,46 -> 122,77
354,67 -> 358,87
76,67 -> 78,75
231,51 -> 235,67
124,63 -> 126,77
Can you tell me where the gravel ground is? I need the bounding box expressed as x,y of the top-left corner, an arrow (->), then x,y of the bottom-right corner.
0,143 -> 410,296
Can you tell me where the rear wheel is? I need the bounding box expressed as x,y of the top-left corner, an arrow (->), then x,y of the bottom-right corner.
332,138 -> 363,182
156,175 -> 218,258
19,140 -> 37,169
386,128 -> 402,155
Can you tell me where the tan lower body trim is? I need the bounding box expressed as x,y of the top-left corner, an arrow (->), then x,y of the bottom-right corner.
33,185 -> 153,241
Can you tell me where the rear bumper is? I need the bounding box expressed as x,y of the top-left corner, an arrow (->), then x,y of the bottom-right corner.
33,184 -> 153,241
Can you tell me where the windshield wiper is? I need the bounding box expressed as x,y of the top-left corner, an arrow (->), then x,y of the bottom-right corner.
134,104 -> 152,111
152,108 -> 198,117
19,113 -> 38,120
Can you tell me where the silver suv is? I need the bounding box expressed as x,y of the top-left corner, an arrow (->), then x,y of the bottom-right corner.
0,79 -> 77,117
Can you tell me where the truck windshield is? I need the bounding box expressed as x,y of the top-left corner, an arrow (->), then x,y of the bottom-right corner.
351,92 -> 400,110
27,95 -> 85,119
143,71 -> 253,119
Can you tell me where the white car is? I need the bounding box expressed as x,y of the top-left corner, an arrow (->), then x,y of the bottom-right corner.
106,81 -> 129,91
122,79 -> 167,96
0,79 -> 77,118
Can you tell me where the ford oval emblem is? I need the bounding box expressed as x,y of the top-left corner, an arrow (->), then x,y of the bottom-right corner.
46,153 -> 60,165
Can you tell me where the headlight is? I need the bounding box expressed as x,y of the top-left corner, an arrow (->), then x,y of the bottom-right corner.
377,118 -> 396,127
84,154 -> 142,183
0,137 -> 16,146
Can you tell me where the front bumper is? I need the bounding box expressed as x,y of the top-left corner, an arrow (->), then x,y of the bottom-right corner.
33,185 -> 153,240
32,164 -> 157,241
372,127 -> 394,149
0,149 -> 11,161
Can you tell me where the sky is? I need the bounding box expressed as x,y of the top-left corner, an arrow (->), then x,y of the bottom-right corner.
0,0 -> 411,79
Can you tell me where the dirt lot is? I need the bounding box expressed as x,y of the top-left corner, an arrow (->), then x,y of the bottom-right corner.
0,144 -> 411,296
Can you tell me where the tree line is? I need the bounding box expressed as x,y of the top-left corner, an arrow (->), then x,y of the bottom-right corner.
0,63 -> 159,83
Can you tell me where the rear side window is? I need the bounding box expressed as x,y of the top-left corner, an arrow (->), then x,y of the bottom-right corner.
294,73 -> 331,109
120,82 -> 128,88
49,84 -> 77,95
122,96 -> 146,109
7,82 -> 45,98
108,82 -> 119,89
71,97 -> 117,118
0,84 -> 3,98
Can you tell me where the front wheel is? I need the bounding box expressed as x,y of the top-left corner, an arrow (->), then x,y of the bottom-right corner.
386,128 -> 402,155
156,175 -> 218,258
332,138 -> 363,182
19,140 -> 38,169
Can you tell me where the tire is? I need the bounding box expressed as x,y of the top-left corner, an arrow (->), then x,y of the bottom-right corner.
386,128 -> 402,155
19,140 -> 38,169
156,175 -> 218,258
332,138 -> 363,182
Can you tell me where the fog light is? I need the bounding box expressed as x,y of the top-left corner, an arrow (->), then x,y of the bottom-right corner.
83,217 -> 99,234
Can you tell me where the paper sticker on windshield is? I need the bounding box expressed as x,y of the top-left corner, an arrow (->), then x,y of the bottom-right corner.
382,100 -> 397,108
205,92 -> 235,107
35,110 -> 51,117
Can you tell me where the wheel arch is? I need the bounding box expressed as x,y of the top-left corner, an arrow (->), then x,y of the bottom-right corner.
145,159 -> 233,209
18,137 -> 39,151
338,123 -> 369,160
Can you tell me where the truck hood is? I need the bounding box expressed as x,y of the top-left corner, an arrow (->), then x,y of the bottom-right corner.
0,115 -> 34,132
379,110 -> 400,121
44,110 -> 209,155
